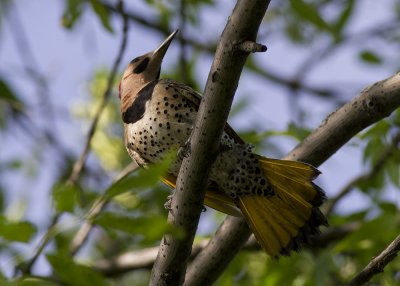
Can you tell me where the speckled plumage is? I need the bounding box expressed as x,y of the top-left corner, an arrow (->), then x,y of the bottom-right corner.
123,78 -> 274,200
119,31 -> 328,257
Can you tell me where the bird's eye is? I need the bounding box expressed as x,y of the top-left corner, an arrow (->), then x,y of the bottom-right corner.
130,57 -> 141,64
133,57 -> 150,74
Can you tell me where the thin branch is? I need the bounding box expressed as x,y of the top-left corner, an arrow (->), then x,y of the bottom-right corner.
348,234 -> 400,286
92,222 -> 359,277
287,73 -> 400,165
16,1 -> 129,275
324,133 -> 400,216
178,0 -> 189,83
67,0 -> 129,185
184,216 -> 251,286
70,162 -> 138,256
186,73 -> 400,285
101,0 -> 341,100
95,241 -> 209,277
150,1 -> 271,285
246,58 -> 342,100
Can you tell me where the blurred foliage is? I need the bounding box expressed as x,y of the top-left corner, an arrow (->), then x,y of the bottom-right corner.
0,0 -> 400,285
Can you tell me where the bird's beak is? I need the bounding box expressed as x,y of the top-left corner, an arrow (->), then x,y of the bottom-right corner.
152,30 -> 178,63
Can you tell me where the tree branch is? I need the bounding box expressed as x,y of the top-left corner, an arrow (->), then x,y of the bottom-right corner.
69,163 -> 138,256
185,73 -> 400,284
150,1 -> 271,285
348,234 -> 400,286
92,222 -> 359,277
287,73 -> 400,165
184,216 -> 251,286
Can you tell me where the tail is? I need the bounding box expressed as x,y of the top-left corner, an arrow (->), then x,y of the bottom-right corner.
237,156 -> 328,258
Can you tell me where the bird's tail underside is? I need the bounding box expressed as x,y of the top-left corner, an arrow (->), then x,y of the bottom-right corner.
237,156 -> 328,257
160,156 -> 327,258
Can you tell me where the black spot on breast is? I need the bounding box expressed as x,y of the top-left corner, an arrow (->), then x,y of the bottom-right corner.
133,57 -> 150,74
122,80 -> 158,124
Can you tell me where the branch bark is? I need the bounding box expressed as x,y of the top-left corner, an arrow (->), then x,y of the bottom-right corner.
185,72 -> 400,284
150,1 -> 271,285
348,234 -> 400,286
93,222 -> 359,277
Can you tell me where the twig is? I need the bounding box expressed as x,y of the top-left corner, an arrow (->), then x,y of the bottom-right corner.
186,73 -> 400,285
150,1 -> 271,285
246,58 -> 342,100
178,0 -> 189,83
67,0 -> 129,185
17,0 -> 129,275
324,133 -> 400,216
70,163 -> 138,256
95,240 -> 209,277
100,0 -> 341,100
92,222 -> 359,277
181,217 -> 251,286
348,234 -> 400,286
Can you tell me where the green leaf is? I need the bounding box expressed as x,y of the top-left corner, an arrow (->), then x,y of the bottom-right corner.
95,212 -> 183,241
332,0 -> 356,37
0,79 -> 19,103
386,159 -> 400,187
335,213 -> 397,255
392,109 -> 400,127
0,78 -> 24,127
16,277 -> 59,286
106,153 -> 173,198
90,0 -> 113,33
61,0 -> 83,29
52,183 -> 79,213
363,137 -> 384,163
290,0 -> 331,32
286,122 -> 311,141
361,120 -> 390,139
359,50 -> 382,64
0,216 -> 37,243
379,202 -> 397,215
47,254 -> 109,286
357,168 -> 385,192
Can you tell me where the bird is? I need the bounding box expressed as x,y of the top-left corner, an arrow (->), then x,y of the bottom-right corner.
118,30 -> 328,258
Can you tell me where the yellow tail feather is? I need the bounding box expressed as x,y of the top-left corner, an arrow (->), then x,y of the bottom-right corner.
160,175 -> 242,217
238,156 -> 327,257
160,156 -> 327,257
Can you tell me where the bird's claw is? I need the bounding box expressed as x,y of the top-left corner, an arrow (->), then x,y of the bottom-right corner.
164,195 -> 174,215
177,138 -> 191,160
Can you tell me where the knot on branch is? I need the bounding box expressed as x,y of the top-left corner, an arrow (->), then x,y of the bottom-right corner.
238,41 -> 267,53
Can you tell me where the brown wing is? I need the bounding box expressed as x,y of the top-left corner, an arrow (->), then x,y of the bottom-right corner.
161,79 -> 245,145
158,79 -> 243,216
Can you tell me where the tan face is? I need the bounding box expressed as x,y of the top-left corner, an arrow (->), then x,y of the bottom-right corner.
119,52 -> 159,100
118,30 -> 178,103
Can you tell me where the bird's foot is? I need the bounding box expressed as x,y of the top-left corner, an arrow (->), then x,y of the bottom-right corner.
177,137 -> 192,160
164,194 -> 174,215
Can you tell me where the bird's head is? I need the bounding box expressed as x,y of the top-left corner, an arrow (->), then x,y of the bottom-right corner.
119,30 -> 178,107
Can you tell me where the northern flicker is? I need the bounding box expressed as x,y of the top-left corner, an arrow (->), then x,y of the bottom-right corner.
119,30 -> 328,257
